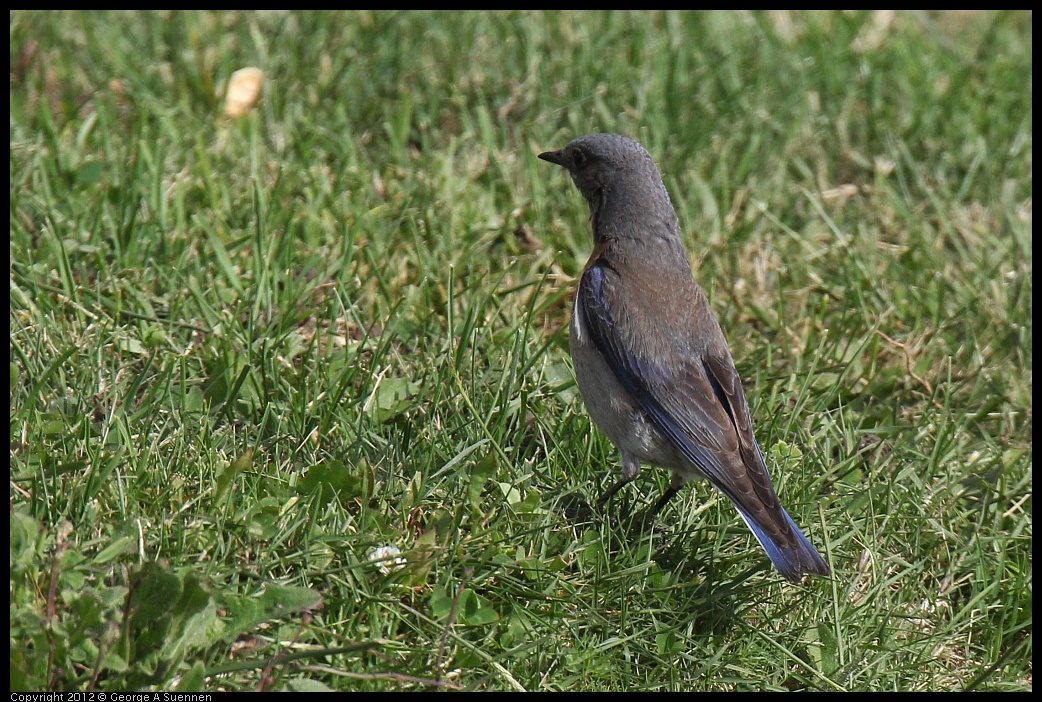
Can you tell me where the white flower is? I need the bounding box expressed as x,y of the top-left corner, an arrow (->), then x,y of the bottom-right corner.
367,545 -> 406,575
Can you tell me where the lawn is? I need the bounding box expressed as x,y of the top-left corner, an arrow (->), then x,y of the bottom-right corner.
9,10 -> 1031,692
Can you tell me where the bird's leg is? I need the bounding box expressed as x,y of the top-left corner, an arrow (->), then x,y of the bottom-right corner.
649,486 -> 681,518
648,472 -> 686,518
596,454 -> 641,507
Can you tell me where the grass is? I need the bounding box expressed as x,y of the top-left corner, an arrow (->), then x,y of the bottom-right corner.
9,10 -> 1031,692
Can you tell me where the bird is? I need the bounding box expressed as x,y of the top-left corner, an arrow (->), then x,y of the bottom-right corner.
538,133 -> 829,582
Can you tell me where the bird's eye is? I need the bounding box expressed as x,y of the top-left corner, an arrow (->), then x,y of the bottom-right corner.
572,148 -> 587,170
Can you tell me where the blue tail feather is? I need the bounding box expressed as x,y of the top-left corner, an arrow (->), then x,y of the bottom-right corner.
735,507 -> 829,582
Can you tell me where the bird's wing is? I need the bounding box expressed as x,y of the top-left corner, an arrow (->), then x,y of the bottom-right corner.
575,260 -> 833,581
576,262 -> 775,506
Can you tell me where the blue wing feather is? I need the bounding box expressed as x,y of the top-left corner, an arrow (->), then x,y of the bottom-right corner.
578,263 -> 828,581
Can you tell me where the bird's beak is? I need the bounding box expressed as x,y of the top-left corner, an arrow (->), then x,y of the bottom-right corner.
538,149 -> 567,167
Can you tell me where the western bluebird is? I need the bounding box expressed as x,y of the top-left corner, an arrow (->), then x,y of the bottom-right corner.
539,133 -> 829,582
